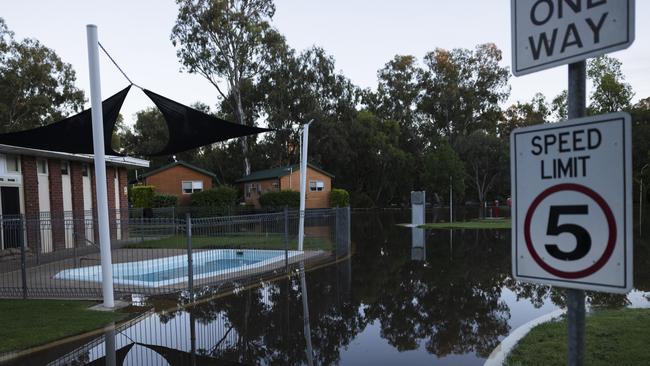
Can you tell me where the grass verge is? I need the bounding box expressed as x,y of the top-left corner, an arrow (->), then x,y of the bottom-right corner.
125,234 -> 333,251
0,300 -> 127,353
419,219 -> 511,230
504,308 -> 650,366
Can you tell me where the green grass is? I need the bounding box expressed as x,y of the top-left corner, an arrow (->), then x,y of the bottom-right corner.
419,218 -> 511,230
125,234 -> 333,251
0,300 -> 128,353
505,308 -> 650,366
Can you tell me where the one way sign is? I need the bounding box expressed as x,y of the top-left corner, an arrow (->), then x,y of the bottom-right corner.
511,0 -> 635,76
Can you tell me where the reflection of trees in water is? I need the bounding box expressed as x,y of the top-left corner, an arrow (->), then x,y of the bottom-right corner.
360,228 -> 512,358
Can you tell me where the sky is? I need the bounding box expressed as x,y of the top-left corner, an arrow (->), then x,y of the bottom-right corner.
2,0 -> 650,127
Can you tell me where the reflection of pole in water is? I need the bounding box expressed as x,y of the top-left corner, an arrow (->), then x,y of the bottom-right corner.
300,263 -> 314,366
104,323 -> 116,366
190,312 -> 197,366
449,229 -> 453,260
411,227 -> 426,262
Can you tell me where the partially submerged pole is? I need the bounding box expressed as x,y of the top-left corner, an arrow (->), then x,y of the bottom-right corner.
298,120 -> 313,251
87,24 -> 115,308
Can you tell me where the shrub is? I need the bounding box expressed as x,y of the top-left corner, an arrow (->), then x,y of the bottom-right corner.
351,192 -> 374,208
151,193 -> 178,208
130,186 -> 155,208
330,188 -> 350,207
190,186 -> 238,208
259,190 -> 300,208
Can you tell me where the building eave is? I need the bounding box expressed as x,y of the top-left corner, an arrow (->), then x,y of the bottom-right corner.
0,144 -> 150,168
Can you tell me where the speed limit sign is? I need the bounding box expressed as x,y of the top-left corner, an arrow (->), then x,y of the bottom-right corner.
511,112 -> 632,293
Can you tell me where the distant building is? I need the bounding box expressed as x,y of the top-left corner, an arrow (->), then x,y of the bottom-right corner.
236,163 -> 334,208
136,161 -> 217,206
0,144 -> 149,253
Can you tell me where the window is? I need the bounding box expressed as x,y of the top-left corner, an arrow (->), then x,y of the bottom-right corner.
272,182 -> 279,190
61,161 -> 69,175
6,155 -> 19,173
182,180 -> 203,194
82,163 -> 89,177
309,180 -> 324,192
37,159 -> 48,174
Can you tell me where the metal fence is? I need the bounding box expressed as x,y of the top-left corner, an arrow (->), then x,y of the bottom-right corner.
0,207 -> 350,299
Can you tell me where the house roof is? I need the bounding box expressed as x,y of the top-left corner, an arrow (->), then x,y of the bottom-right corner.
0,144 -> 149,168
236,163 -> 334,183
139,161 -> 217,180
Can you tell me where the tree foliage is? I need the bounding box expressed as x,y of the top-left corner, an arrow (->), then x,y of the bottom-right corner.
0,18 -> 85,133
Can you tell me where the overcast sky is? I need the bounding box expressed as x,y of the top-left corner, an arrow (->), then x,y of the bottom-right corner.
3,0 -> 650,127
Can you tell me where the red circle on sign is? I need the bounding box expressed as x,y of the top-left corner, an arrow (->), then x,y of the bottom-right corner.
523,183 -> 617,279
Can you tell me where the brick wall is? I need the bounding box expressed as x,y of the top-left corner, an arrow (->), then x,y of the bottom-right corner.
279,167 -> 332,209
144,165 -> 214,206
70,161 -> 86,247
21,156 -> 40,250
106,166 -> 117,239
48,159 -> 65,250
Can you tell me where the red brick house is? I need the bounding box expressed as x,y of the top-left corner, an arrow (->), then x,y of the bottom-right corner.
236,163 -> 334,208
136,161 -> 217,206
0,144 -> 148,253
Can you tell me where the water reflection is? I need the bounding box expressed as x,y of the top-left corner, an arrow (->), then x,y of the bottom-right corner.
6,211 -> 649,366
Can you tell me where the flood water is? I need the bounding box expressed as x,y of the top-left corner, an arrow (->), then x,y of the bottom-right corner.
6,210 -> 650,365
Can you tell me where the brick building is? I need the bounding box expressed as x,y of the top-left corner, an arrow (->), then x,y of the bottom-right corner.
0,144 -> 148,253
236,163 -> 334,208
136,161 -> 217,206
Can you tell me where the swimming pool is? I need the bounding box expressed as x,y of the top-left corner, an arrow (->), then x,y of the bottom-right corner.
54,249 -> 302,288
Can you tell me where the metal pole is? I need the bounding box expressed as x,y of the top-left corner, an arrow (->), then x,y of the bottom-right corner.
299,263 -> 314,366
104,323 -> 116,366
641,164 -> 648,237
567,60 -> 586,366
20,220 -> 27,299
449,176 -> 453,223
284,206 -> 289,269
86,25 -> 114,308
186,213 -> 193,297
298,120 -> 313,251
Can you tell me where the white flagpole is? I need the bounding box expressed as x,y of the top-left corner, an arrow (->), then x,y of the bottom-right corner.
87,24 -> 115,308
298,120 -> 313,251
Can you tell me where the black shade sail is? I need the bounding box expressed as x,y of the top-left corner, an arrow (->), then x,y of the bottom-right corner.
144,89 -> 273,156
0,86 -> 130,156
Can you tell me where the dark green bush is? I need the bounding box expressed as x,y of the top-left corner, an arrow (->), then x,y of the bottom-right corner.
130,186 -> 155,208
190,186 -> 238,207
330,188 -> 350,207
259,190 -> 300,208
351,192 -> 374,208
151,193 -> 178,208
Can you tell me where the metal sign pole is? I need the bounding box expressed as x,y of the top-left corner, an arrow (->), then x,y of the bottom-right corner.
567,60 -> 587,366
86,24 -> 115,308
298,120 -> 313,251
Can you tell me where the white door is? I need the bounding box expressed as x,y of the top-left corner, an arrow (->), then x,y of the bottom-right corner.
37,159 -> 52,253
61,161 -> 74,248
114,171 -> 121,240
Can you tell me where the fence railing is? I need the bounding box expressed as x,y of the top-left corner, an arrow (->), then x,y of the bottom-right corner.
0,207 -> 351,299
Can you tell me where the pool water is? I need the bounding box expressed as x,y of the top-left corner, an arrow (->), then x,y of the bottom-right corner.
121,258 -> 259,282
54,249 -> 302,287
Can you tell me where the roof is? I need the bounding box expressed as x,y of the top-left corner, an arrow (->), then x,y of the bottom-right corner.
236,163 -> 334,183
139,161 -> 217,180
0,144 -> 149,168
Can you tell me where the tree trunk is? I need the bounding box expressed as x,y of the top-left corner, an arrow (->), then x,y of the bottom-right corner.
233,88 -> 251,176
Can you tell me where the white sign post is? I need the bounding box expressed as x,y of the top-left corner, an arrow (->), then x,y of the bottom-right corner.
511,0 -> 635,76
511,112 -> 632,293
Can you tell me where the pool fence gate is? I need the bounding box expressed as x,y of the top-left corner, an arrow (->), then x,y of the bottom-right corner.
0,207 -> 351,299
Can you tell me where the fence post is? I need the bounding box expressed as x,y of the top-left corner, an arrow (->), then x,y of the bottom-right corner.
284,206 -> 289,270
20,218 -> 28,299
186,213 -> 193,299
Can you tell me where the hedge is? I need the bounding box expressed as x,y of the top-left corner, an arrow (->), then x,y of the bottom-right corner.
190,186 -> 238,207
259,190 -> 300,208
330,188 -> 350,207
130,186 -> 155,208
151,193 -> 178,208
